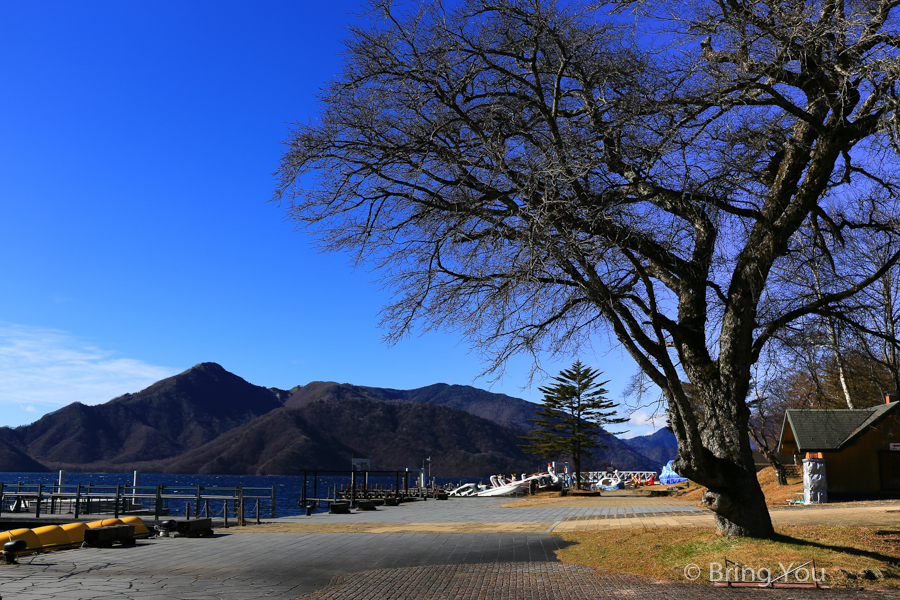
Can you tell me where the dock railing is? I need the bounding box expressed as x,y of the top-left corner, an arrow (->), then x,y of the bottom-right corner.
0,482 -> 275,522
577,470 -> 659,488
291,469 -> 434,511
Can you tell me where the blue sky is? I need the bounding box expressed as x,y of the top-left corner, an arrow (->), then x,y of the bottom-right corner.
0,1 -> 662,436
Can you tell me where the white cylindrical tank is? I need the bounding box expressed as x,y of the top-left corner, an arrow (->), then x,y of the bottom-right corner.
803,458 -> 827,504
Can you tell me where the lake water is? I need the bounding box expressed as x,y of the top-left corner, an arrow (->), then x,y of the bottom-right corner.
0,472 -> 485,518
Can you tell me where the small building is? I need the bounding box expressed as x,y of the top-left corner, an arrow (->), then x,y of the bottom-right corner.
778,392 -> 900,498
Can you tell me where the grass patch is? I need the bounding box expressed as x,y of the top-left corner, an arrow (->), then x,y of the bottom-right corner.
556,525 -> 900,587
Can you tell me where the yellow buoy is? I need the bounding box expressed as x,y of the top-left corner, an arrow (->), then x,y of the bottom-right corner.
119,516 -> 151,536
0,516 -> 151,554
32,525 -> 76,549
61,522 -> 89,544
0,528 -> 42,552
86,518 -> 123,528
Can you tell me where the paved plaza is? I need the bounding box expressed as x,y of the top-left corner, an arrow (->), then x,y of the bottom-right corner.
0,531 -> 572,599
2,495 -> 900,599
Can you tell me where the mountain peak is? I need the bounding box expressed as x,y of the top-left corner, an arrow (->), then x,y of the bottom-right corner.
183,362 -> 228,376
0,365 -> 675,475
5,362 -> 285,471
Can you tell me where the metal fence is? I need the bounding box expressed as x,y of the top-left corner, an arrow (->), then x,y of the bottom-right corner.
573,470 -> 659,488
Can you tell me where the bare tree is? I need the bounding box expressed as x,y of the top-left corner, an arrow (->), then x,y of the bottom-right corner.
771,206 -> 900,406
769,232 -> 858,407
274,0 -> 900,537
747,400 -> 790,485
845,218 -> 900,393
747,361 -> 819,486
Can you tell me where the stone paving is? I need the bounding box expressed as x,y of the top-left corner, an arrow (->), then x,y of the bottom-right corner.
0,532 -> 570,599
3,496 -> 900,599
275,496 -> 706,524
308,562 -> 900,600
252,496 -> 708,533
254,495 -> 900,532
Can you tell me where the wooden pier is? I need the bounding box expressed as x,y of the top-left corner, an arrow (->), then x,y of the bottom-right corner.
2,468 -> 441,524
0,482 -> 275,526
292,468 -> 436,512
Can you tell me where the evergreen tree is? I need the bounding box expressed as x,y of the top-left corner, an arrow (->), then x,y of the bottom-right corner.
520,362 -> 627,490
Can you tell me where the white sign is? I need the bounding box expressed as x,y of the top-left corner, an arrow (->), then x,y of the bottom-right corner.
889,443 -> 900,451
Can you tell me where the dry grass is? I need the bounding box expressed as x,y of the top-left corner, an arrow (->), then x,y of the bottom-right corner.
675,467 -> 804,507
556,525 -> 900,587
504,468 -> 804,508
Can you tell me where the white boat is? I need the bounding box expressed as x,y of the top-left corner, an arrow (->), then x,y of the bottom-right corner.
520,467 -> 561,492
450,465 -> 563,498
593,473 -> 623,491
474,481 -> 526,496
474,468 -> 561,497
448,482 -> 488,497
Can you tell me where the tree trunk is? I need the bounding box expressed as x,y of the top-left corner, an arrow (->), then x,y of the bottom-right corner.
673,450 -> 775,537
826,316 -> 855,409
774,462 -> 788,487
813,266 -> 855,408
748,421 -> 788,486
702,476 -> 773,536
883,275 -> 900,391
760,447 -> 788,486
670,381 -> 776,538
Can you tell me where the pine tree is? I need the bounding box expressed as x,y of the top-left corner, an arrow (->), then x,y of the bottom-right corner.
519,362 -> 627,490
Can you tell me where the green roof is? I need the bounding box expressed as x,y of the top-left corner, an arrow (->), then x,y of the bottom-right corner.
777,402 -> 900,453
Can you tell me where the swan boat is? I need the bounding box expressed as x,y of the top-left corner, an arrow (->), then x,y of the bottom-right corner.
449,466 -> 561,497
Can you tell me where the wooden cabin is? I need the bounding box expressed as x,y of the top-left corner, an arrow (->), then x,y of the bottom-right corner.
778,392 -> 900,496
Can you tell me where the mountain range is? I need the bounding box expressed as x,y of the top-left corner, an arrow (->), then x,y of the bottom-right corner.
0,362 -> 677,476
